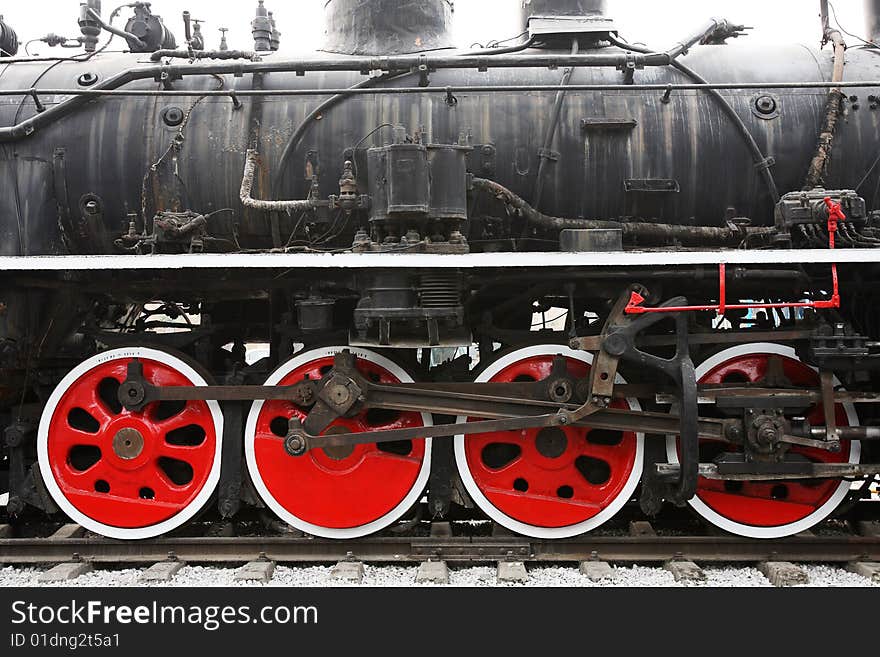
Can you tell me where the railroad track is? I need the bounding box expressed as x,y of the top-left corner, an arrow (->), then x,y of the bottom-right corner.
2,520 -> 879,566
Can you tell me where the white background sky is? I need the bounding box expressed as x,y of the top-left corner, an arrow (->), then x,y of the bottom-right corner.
0,1 -> 871,55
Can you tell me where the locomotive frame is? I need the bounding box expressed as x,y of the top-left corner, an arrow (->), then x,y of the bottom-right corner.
2,0 -> 880,543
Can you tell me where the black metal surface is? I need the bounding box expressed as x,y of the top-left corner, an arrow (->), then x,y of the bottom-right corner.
323,0 -> 455,55
0,531 -> 877,564
866,0 -> 880,43
0,16 -> 18,57
4,39 -> 880,254
523,0 -> 608,19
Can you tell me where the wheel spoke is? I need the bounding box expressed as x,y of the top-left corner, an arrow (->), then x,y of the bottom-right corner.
158,404 -> 212,434
672,343 -> 859,538
40,349 -> 220,538
246,347 -> 432,538
455,346 -> 642,537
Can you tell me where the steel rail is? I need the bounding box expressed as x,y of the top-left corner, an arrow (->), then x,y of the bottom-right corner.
2,80 -> 880,99
1,533 -> 878,564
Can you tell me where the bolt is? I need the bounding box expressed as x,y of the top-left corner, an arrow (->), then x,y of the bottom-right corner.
6,496 -> 24,515
284,433 -> 307,457
4,428 -> 23,448
755,95 -> 777,115
163,106 -> 185,127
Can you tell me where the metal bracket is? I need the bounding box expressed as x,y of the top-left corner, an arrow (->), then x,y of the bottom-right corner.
573,287 -> 699,504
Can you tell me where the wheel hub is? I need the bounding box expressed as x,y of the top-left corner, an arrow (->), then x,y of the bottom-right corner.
322,426 -> 356,461
535,427 -> 568,459
112,427 -> 145,460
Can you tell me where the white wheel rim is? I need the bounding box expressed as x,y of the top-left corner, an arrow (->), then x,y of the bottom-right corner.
245,347 -> 433,539
665,342 -> 860,539
454,345 -> 644,539
37,347 -> 224,540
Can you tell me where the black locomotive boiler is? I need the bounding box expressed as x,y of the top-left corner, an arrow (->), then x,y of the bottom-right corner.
1,0 -> 880,541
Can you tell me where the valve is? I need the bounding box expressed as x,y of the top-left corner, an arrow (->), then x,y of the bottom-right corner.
823,196 -> 846,245
252,1 -> 272,52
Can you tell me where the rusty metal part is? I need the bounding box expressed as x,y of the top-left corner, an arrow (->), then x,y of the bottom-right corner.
804,4 -> 846,189
240,149 -> 321,213
285,407 -> 732,453
821,369 -> 839,442
471,177 -> 774,246
657,462 -> 880,481
150,49 -> 257,62
655,386 -> 880,406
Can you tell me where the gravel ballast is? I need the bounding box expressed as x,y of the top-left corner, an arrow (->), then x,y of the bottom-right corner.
0,563 -> 876,587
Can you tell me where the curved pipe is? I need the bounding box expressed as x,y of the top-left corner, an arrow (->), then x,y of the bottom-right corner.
472,178 -> 775,245
85,7 -> 146,51
533,39 -> 579,211
240,149 -> 316,212
274,37 -> 536,194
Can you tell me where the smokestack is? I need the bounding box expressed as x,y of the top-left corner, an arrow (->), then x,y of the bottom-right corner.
323,0 -> 454,56
866,0 -> 880,44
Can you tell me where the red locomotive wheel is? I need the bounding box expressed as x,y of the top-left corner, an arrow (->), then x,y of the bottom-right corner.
454,345 -> 644,538
245,347 -> 432,538
37,348 -> 223,540
666,343 -> 861,538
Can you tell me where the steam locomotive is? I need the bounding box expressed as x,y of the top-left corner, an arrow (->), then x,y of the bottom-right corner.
2,0 -> 879,541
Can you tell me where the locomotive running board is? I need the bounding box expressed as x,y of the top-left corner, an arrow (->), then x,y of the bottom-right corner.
0,248 -> 878,271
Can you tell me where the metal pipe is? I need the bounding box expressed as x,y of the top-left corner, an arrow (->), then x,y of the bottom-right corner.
2,79 -> 879,100
804,3 -> 846,189
533,39 -> 579,211
272,72 -> 411,197
240,149 -> 316,212
150,49 -> 256,62
85,8 -> 146,50
666,18 -> 734,59
471,177 -> 775,245
0,50 -> 673,143
183,10 -> 193,45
